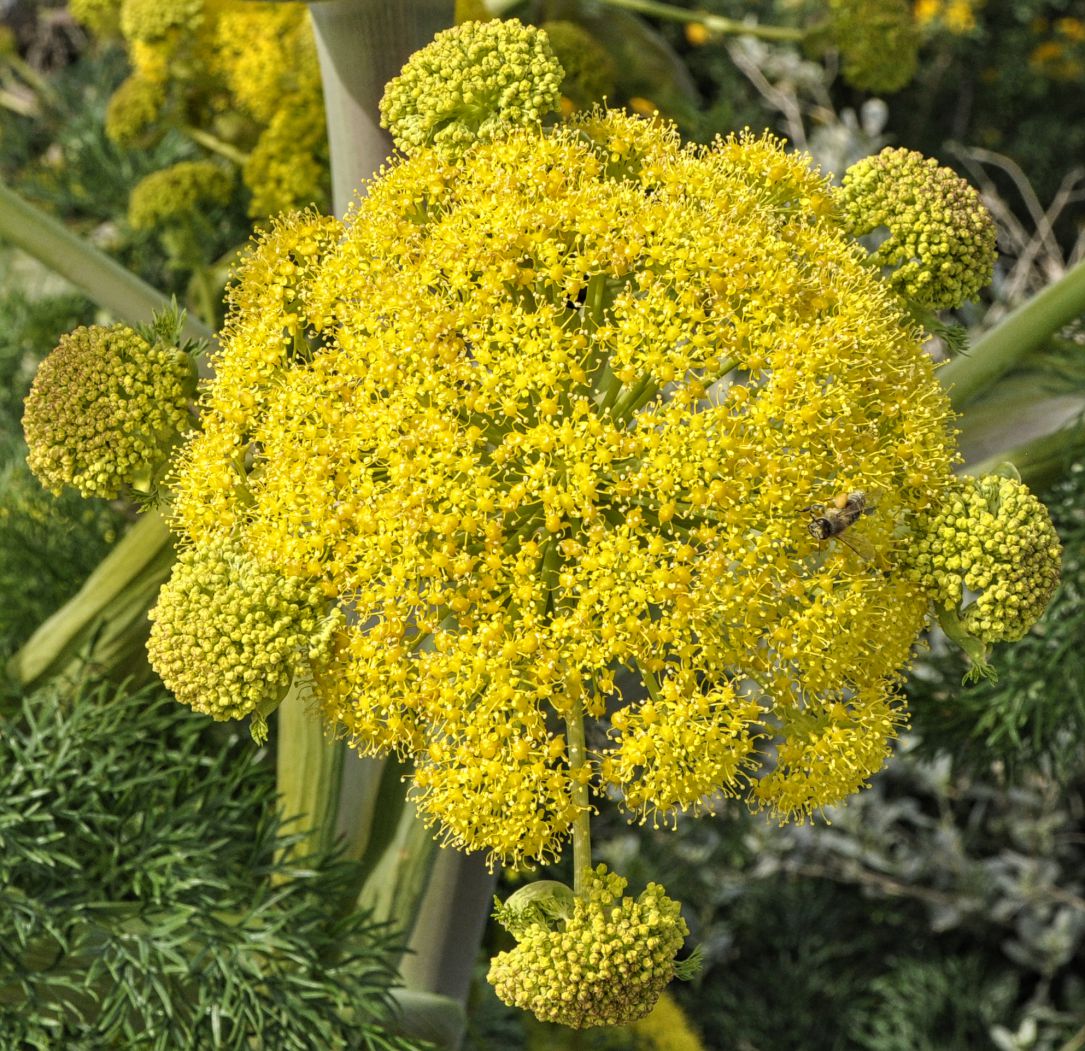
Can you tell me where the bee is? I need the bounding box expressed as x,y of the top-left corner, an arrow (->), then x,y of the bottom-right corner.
805,491 -> 871,544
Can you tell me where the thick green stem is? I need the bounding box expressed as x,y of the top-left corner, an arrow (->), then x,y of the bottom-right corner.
594,0 -> 805,41
183,125 -> 250,167
309,0 -> 450,213
0,182 -> 212,343
7,512 -> 174,690
941,258 -> 1085,409
566,697 -> 593,898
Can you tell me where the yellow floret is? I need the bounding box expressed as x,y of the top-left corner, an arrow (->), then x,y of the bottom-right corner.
243,98 -> 330,217
379,18 -> 564,160
69,0 -> 121,36
104,73 -> 165,146
23,324 -> 196,500
119,0 -> 204,43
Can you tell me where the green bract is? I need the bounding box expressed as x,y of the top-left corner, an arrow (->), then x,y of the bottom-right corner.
22,323 -> 196,499
839,147 -> 998,311
379,18 -> 564,161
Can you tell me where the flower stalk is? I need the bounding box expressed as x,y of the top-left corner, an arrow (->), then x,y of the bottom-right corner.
593,0 -> 805,42
941,257 -> 1085,409
0,182 -> 213,341
566,696 -> 593,898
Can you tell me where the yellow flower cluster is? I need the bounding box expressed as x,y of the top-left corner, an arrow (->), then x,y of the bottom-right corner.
379,18 -> 563,160
169,108 -> 963,862
23,324 -> 196,499
827,0 -> 920,93
913,0 -> 981,35
147,537 -> 341,724
838,147 -> 998,311
76,0 -> 327,218
128,160 -> 233,231
488,866 -> 688,1029
907,475 -> 1061,644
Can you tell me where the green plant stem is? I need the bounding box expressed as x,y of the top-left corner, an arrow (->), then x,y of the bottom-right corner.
0,182 -> 212,342
593,0 -> 805,41
566,696 -> 593,898
941,258 -> 1085,409
191,264 -> 221,331
7,512 -> 174,690
183,125 -> 250,167
309,0 -> 451,212
966,424 -> 1084,491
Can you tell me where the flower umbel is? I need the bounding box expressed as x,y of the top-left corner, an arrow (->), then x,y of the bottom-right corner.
379,18 -> 563,160
172,110 -> 961,858
23,323 -> 196,499
488,866 -> 689,1028
838,146 -> 998,311
147,537 -> 341,730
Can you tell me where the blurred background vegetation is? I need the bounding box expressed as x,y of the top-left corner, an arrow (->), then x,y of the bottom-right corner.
1,0 -> 1083,1047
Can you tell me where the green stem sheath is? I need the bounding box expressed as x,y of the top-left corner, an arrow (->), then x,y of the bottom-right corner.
0,182 -> 212,343
941,258 -> 1085,409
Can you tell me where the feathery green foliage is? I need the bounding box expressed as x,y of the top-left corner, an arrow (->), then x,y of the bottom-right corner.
0,458 -> 119,660
0,679 -> 427,1051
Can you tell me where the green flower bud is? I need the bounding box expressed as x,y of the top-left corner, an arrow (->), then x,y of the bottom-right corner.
120,0 -> 204,43
908,474 -> 1061,644
826,0 -> 919,93
379,18 -> 564,161
488,866 -> 689,1029
104,73 -> 165,147
147,537 -> 342,723
540,21 -> 616,111
838,147 -> 997,311
129,160 -> 233,231
70,0 -> 121,36
22,324 -> 196,500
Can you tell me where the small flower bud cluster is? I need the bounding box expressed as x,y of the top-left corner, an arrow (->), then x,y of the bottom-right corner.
488,866 -> 688,1028
908,475 -> 1061,643
69,0 -> 119,36
379,19 -> 564,161
119,0 -> 205,43
105,72 -> 166,147
147,538 -> 342,721
23,324 -> 196,499
838,147 -> 997,311
826,0 -> 919,93
128,160 -> 233,231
